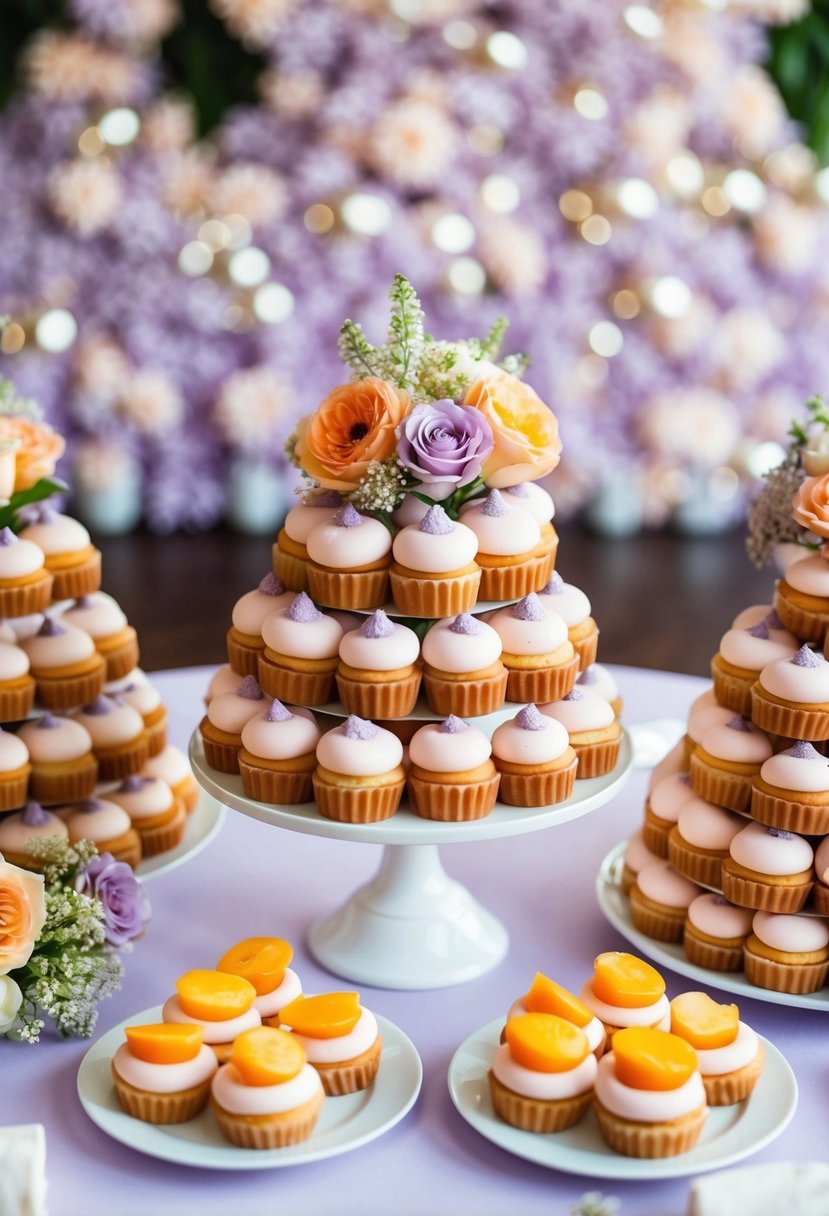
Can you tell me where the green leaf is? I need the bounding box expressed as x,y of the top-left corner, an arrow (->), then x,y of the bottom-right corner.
0,477 -> 68,533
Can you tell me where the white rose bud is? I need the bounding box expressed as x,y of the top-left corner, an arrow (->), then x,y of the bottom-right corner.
803,431 -> 829,476
0,975 -> 23,1033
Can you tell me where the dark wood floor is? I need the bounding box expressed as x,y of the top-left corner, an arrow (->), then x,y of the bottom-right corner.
95,524 -> 774,679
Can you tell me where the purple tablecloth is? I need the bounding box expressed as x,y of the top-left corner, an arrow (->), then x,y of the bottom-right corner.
4,665 -> 824,1216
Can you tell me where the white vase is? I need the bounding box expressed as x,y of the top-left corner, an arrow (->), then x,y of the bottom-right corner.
70,457 -> 143,536
225,456 -> 289,535
584,468 -> 645,538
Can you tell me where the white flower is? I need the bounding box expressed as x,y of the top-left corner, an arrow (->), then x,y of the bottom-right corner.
479,218 -> 547,296
210,0 -> 296,47
647,297 -> 717,361
260,70 -> 323,118
118,370 -> 184,435
141,97 -> 196,151
48,160 -> 123,237
25,32 -> 139,104
122,0 -> 179,43
0,976 -> 23,1033
211,164 -> 288,227
639,389 -> 740,469
74,337 -> 131,403
369,99 -> 457,189
161,149 -> 216,218
722,66 -> 787,159
754,197 -> 819,275
713,308 -> 786,393
214,366 -> 294,450
624,90 -> 691,168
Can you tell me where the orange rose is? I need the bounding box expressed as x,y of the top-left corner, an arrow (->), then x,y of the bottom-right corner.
295,378 -> 412,491
793,474 -> 829,539
0,417 -> 65,492
0,858 -> 46,975
462,371 -> 562,488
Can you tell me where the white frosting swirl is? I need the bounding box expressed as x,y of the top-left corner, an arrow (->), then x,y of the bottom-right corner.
241,707 -> 320,760
421,617 -> 502,673
315,722 -> 403,777
579,982 -> 671,1030
595,1052 -> 705,1122
718,627 -> 797,671
211,1061 -> 322,1115
461,499 -> 540,557
232,588 -> 295,635
759,652 -> 829,704
18,715 -> 92,763
491,714 -> 570,765
19,515 -> 90,554
409,721 -> 492,773
253,968 -> 303,1019
306,516 -> 392,570
539,582 -> 591,627
491,1043 -> 597,1099
339,622 -> 420,672
112,1042 -> 217,1094
162,994 -> 261,1042
62,593 -> 127,638
784,555 -> 829,596
490,606 -> 568,656
729,821 -> 813,875
392,520 -> 478,573
752,909 -> 829,952
694,1023 -> 759,1077
289,1008 -> 378,1064
540,691 -> 614,734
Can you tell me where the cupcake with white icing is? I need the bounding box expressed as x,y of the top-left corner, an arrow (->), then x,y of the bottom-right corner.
407,715 -> 499,821
682,687 -> 735,765
113,675 -> 168,758
336,609 -> 421,719
162,969 -> 261,1064
204,664 -> 242,705
503,480 -> 558,566
812,836 -> 829,915
0,800 -> 68,869
313,714 -> 405,823
61,592 -> 138,682
142,744 -> 198,814
751,644 -> 829,741
198,675 -> 267,774
72,694 -> 149,781
722,821 -> 814,914
0,638 -> 35,723
537,572 -> 599,671
669,991 -> 763,1107
539,687 -> 621,778
420,612 -> 507,717
683,893 -> 754,973
577,663 -> 622,717
17,712 -> 97,805
667,796 -> 743,889
629,860 -> 703,944
226,573 -> 295,679
459,489 -> 547,601
108,774 -> 187,858
621,829 -> 661,896
774,553 -> 829,642
642,771 -> 695,858
64,797 -> 141,868
491,704 -> 577,807
19,505 -> 101,600
306,503 -> 392,610
238,699 -> 320,804
490,593 -> 579,705
489,1013 -> 597,1133
390,504 -> 480,618
743,909 -> 829,994
258,592 -> 343,707
711,618 -> 798,716
689,714 -> 772,813
273,490 -> 343,591
751,739 -> 829,836
0,527 -> 53,618
20,617 -> 106,711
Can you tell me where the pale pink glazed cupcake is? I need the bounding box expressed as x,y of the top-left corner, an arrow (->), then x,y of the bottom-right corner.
258,592 -> 343,707
20,617 -> 106,711
111,1027 -> 218,1124
459,489 -> 547,602
539,688 -> 621,778
0,639 -> 35,722
621,829 -> 661,896
731,604 -> 775,630
667,796 -> 743,889
489,1014 -> 597,1133
313,714 -> 405,823
390,504 -> 480,617
0,527 -> 53,617
113,676 -> 168,758
108,775 -> 186,858
61,593 -> 139,682
142,744 -> 199,814
690,714 -> 773,813
752,740 -> 829,835
683,892 -> 755,972
64,797 -> 141,868
336,609 -> 421,719
0,726 -> 30,811
18,507 -> 101,600
751,644 -> 829,741
647,739 -> 688,794
226,573 -> 295,678
420,612 -> 507,717
722,821 -> 814,913
743,908 -> 829,994
306,503 -> 393,610
162,972 -> 262,1064
642,771 -> 695,857
490,593 -> 579,704
205,664 -> 242,705
504,480 -> 558,567
537,572 -> 599,671
408,714 -> 499,821
0,800 -> 68,869
273,489 -> 344,591
198,675 -> 266,774
491,704 -> 577,807
577,664 -> 622,717
630,860 -> 703,943
711,619 -> 798,715
17,712 -> 97,804
72,694 -> 149,781
238,699 -> 320,804
812,836 -> 829,915
773,553 -> 829,642
682,687 -> 733,765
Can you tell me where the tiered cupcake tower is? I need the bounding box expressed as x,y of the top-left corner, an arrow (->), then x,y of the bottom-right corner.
190,281 -> 630,988
609,436 -> 829,1001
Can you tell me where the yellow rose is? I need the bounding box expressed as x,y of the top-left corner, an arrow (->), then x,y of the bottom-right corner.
295,377 -> 412,491
0,417 -> 65,492
462,371 -> 562,488
0,856 -> 46,976
793,474 -> 829,539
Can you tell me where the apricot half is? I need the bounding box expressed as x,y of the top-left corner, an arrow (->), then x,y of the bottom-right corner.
613,1027 -> 697,1092
278,992 -> 361,1039
505,1013 -> 590,1073
231,1026 -> 306,1086
175,969 -> 256,1021
126,1023 -> 203,1065
670,991 -> 739,1050
524,972 -> 592,1028
217,937 -> 293,996
592,952 -> 665,1009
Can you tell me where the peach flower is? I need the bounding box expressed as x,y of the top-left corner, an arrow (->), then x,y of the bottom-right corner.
295,378 -> 411,491
0,417 -> 65,492
0,857 -> 46,976
462,371 -> 562,488
792,475 -> 829,538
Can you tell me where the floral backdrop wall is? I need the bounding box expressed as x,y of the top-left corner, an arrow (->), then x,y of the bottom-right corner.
0,0 -> 826,533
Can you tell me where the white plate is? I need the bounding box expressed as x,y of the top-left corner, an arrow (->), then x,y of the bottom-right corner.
189,730 -> 633,846
448,1017 -> 797,1180
77,1006 -> 422,1170
136,791 -> 225,883
596,842 -> 829,1011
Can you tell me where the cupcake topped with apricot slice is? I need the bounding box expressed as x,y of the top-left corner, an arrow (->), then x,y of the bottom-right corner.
278,991 -> 382,1096
507,972 -> 606,1059
111,1022 -> 217,1125
489,1012 -> 597,1134
217,936 -> 302,1028
579,952 -> 670,1036
162,969 -> 261,1063
669,991 -> 763,1107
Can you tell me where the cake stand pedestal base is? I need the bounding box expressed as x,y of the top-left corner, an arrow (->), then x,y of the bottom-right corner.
307,843 -> 508,990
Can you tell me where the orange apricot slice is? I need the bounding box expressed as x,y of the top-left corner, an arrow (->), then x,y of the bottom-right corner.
217,937 -> 293,996
126,1023 -> 203,1065
524,972 -> 592,1028
505,1013 -> 590,1074
175,969 -> 256,1021
278,992 -> 361,1040
670,991 -> 739,1050
231,1027 -> 306,1087
592,952 -> 665,1009
613,1027 -> 697,1092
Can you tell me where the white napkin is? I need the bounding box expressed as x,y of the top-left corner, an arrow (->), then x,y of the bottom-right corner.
0,1124 -> 47,1216
689,1163 -> 829,1216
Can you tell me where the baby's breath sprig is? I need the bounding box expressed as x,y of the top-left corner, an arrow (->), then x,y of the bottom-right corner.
350,457 -> 410,516
338,318 -> 383,381
378,273 -> 425,393
0,376 -> 43,421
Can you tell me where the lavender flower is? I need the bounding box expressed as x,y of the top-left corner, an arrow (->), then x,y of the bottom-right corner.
77,853 -> 151,947
396,400 -> 493,501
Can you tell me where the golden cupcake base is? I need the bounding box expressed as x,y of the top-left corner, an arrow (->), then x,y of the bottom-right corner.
592,1097 -> 707,1158
421,664 -> 508,718
489,1071 -> 591,1133
313,1036 -> 382,1095
211,1088 -> 324,1149
112,1066 -> 212,1124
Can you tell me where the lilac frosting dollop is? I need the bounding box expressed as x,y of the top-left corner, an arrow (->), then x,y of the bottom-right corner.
236,675 -> 263,700
515,704 -> 547,731
793,644 -> 823,668
764,609 -> 784,630
285,592 -> 323,624
308,490 -> 342,508
747,621 -> 770,640
37,713 -> 62,730
79,799 -> 106,814
335,503 -> 364,528
22,800 -> 49,826
266,699 -> 293,723
506,483 -> 530,499
82,695 -> 113,716
37,618 -> 66,638
439,714 -> 468,734
768,827 -> 794,840
563,688 -> 584,702
726,715 -> 752,732
786,740 -> 823,760
0,528 -> 17,547
449,613 -> 479,636
419,505 -> 455,536
540,572 -> 565,595
577,667 -> 598,685
511,593 -> 546,622
481,489 -> 508,518
258,572 -> 285,596
359,610 -> 395,639
342,714 -> 378,741
119,775 -> 154,793
75,595 -> 94,609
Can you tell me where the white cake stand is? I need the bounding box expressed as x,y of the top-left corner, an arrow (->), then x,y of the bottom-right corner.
189,730 -> 632,990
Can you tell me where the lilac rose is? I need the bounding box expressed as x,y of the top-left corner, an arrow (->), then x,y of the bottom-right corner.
396,400 -> 493,500
77,853 -> 151,947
